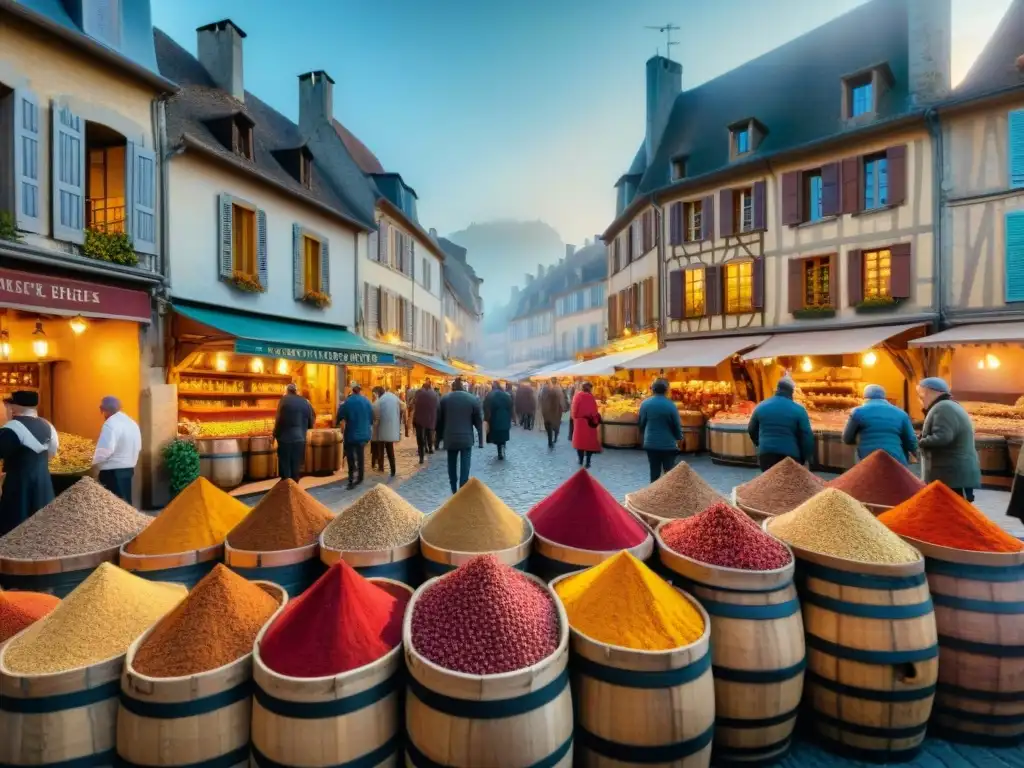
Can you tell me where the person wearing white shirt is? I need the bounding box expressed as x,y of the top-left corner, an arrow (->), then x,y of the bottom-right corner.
92,396 -> 141,504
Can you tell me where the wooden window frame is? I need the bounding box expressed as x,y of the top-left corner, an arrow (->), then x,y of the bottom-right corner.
300,153 -> 312,189
724,260 -> 754,315
734,187 -> 754,233
684,267 -> 705,319
863,153 -> 889,210
804,170 -> 823,223
802,256 -> 832,308
232,116 -> 254,161
303,233 -> 321,294
845,72 -> 875,119
863,248 -> 892,299
231,198 -> 257,278
684,200 -> 702,243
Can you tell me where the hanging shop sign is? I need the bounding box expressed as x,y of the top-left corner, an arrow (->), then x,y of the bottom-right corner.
0,267 -> 151,323
234,339 -> 396,365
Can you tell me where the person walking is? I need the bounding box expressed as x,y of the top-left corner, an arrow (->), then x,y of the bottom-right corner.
412,380 -> 439,464
508,382 -> 518,426
516,380 -> 537,430
747,377 -> 814,471
373,387 -> 405,478
842,384 -> 918,465
336,382 -> 373,489
917,377 -> 981,501
483,380 -> 514,459
436,379 -> 484,493
0,391 -> 58,535
540,377 -> 567,448
274,383 -> 314,482
91,396 -> 141,504
571,382 -> 602,469
639,379 -> 683,483
369,387 -> 385,472
405,383 -> 419,439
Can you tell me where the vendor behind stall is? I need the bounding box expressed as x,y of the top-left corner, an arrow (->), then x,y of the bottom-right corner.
747,377 -> 814,471
0,391 -> 58,536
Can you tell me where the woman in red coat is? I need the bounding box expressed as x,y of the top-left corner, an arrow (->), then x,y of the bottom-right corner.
571,382 -> 602,468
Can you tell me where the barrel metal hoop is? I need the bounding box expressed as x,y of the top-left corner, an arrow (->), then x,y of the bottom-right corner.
252,734 -> 400,768
938,634 -> 1024,658
572,650 -> 711,689
936,681 -> 1024,703
254,672 -> 399,719
576,723 -> 714,763
118,680 -> 252,719
925,558 -> 1024,583
130,560 -> 218,589
407,668 -> 567,719
796,561 -> 926,590
0,749 -> 117,768
114,744 -> 250,768
697,597 -> 801,620
931,729 -> 1024,748
528,551 -> 588,579
813,734 -> 923,764
931,592 -> 1024,614
715,706 -> 800,729
712,735 -> 793,760
805,670 -> 936,702
0,566 -> 93,598
712,658 -> 807,684
406,734 -> 572,768
811,710 -> 928,740
228,559 -> 325,598
666,572 -> 793,595
353,558 -> 419,586
931,703 -> 1024,725
422,557 -> 528,577
806,634 -> 939,665
0,679 -> 119,713
802,591 -> 935,620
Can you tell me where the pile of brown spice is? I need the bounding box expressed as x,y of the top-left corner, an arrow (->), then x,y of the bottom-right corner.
627,462 -> 726,520
827,450 -> 925,508
735,458 -> 826,516
227,479 -> 334,552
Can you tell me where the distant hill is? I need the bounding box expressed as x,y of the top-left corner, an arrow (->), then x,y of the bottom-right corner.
445,220 -> 564,309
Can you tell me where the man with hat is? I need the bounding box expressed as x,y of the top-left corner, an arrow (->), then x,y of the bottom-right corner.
91,396 -> 142,504
917,377 -> 980,501
0,391 -> 58,535
274,382 -> 315,482
747,375 -> 814,471
336,381 -> 373,489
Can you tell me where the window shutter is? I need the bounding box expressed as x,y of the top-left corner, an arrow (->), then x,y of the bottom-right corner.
292,224 -> 303,299
320,237 -> 330,297
719,190 -> 733,237
653,209 -> 660,248
828,253 -> 838,307
379,220 -> 389,262
632,283 -> 641,325
890,242 -> 912,299
370,285 -> 380,332
788,258 -> 803,313
781,171 -> 802,225
841,157 -> 861,214
256,209 -> 268,290
51,101 -> 85,244
403,299 -> 414,342
1011,110 -> 1024,190
753,180 -> 767,230
847,249 -> 864,306
820,163 -> 840,217
368,228 -> 378,263
607,296 -> 616,337
13,88 -> 41,234
702,195 -> 715,241
887,145 -> 907,206
704,265 -> 722,315
752,257 -> 765,309
126,142 -> 157,255
1006,212 -> 1024,302
669,203 -> 682,245
645,276 -> 655,323
217,193 -> 233,278
613,237 -> 621,272
669,270 -> 684,319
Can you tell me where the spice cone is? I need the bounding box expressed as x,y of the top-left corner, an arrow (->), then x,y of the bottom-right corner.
421,478 -> 526,552
827,449 -> 925,508
628,461 -> 725,520
227,479 -> 334,551
0,591 -> 60,644
322,484 -> 423,551
735,457 -> 825,516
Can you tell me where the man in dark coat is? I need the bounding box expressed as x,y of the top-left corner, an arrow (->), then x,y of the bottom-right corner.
515,381 -> 537,430
0,391 -> 58,536
274,383 -> 314,482
436,379 -> 484,493
540,377 -> 568,448
483,381 -> 513,460
413,381 -> 440,464
336,382 -> 373,489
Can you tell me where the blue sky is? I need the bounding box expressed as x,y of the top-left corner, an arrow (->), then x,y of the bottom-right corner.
152,0 -> 1013,246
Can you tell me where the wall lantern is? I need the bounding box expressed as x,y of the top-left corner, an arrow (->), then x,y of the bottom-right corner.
276,359 -> 290,375
31,321 -> 48,359
800,356 -> 813,373
250,357 -> 265,374
862,350 -> 877,367
69,315 -> 88,335
214,353 -> 228,372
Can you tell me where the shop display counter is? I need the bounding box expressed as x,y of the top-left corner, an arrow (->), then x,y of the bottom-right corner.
976,435 -> 1012,490
813,430 -> 857,473
707,421 -> 757,466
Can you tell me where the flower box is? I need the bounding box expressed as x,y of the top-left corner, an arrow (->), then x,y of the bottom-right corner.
792,307 -> 836,320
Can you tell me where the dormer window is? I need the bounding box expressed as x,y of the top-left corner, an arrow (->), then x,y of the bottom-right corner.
850,76 -> 873,117
735,128 -> 750,155
232,114 -> 254,161
729,118 -> 765,160
301,153 -> 312,189
272,145 -> 314,188
671,155 -> 688,181
842,65 -> 892,121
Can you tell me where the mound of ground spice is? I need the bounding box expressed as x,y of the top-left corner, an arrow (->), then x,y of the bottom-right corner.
828,449 -> 925,508
627,461 -> 726,520
662,502 -> 792,571
126,477 -> 250,555
767,489 -> 919,565
0,477 -> 152,559
879,481 -> 1024,553
132,565 -> 281,677
420,478 -> 527,552
412,555 -> 559,675
260,560 -> 408,677
321,485 -> 423,551
4,563 -> 186,674
554,552 -> 704,650
527,469 -> 647,551
0,591 -> 60,644
735,458 -> 826,516
227,479 -> 334,552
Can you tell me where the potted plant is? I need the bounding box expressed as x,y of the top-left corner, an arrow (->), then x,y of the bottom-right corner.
792,306 -> 836,319
301,290 -> 331,309
228,271 -> 265,293
0,211 -> 22,242
162,437 -> 200,498
854,296 -> 900,313
82,228 -> 138,266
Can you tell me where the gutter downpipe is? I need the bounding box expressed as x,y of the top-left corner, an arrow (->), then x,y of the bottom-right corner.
156,96 -> 172,288
925,107 -> 944,328
650,192 -> 666,351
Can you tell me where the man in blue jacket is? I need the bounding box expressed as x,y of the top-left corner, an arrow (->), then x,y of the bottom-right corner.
842,384 -> 918,465
639,379 -> 684,482
336,382 -> 374,489
747,377 -> 814,471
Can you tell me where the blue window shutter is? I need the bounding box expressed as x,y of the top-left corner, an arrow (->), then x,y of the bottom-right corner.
1010,110 -> 1024,190
217,194 -> 233,278
256,208 -> 268,290
292,224 -> 303,299
1007,211 -> 1024,303
126,142 -> 157,255
320,237 -> 330,298
51,101 -> 85,244
13,88 -> 41,234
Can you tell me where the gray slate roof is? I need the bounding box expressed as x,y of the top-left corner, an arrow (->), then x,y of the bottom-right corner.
510,241 -> 607,320
437,236 -> 482,316
954,0 -> 1024,99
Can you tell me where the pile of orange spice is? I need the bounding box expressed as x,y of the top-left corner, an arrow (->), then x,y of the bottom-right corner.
878,481 -> 1024,553
0,591 -> 60,643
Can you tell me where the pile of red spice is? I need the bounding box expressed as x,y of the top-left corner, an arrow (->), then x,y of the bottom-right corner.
827,450 -> 925,508
259,560 -> 409,677
411,555 -> 560,675
227,479 -> 334,551
527,469 -> 647,551
0,591 -> 60,644
879,481 -> 1024,553
661,502 -> 792,571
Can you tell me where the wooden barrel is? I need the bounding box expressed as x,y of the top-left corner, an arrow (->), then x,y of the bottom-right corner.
250,578 -> 413,768
529,530 -> 654,582
656,526 -> 805,764
0,644 -> 123,766
977,435 -> 1012,490
774,529 -> 938,762
0,544 -> 120,597
707,423 -> 757,466
813,431 -> 856,473
679,412 -> 705,454
419,522 -> 533,579
224,542 -> 325,597
602,420 -> 641,449
119,543 -> 222,589
320,534 -> 422,588
309,430 -> 342,476
900,536 -> 1024,746
405,571 -> 573,767
116,582 -> 287,768
196,438 -> 245,490
549,572 -> 714,767
247,436 -> 278,481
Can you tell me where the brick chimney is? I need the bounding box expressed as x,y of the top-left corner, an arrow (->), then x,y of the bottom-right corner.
907,0 -> 951,105
298,70 -> 334,136
197,20 -> 246,102
646,56 -> 682,167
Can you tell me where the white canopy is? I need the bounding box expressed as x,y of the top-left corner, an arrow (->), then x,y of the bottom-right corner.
908,322 -> 1024,347
741,323 -> 925,360
621,335 -> 771,370
541,348 -> 655,378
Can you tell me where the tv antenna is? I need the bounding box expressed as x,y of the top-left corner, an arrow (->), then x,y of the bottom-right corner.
646,24 -> 680,60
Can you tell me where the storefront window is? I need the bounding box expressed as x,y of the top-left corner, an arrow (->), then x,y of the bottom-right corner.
725,261 -> 753,313
685,268 -> 705,318
303,235 -> 321,293
863,248 -> 891,298
232,204 -> 256,277
803,257 -> 831,307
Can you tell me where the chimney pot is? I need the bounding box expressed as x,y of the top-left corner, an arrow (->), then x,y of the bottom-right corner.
907,0 -> 951,105
645,55 -> 682,168
197,19 -> 246,102
298,70 -> 335,138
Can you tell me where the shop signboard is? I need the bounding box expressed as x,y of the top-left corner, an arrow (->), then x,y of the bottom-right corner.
0,267 -> 151,323
234,339 -> 396,365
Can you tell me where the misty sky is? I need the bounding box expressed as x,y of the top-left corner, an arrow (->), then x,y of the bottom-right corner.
152,0 -> 1013,245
